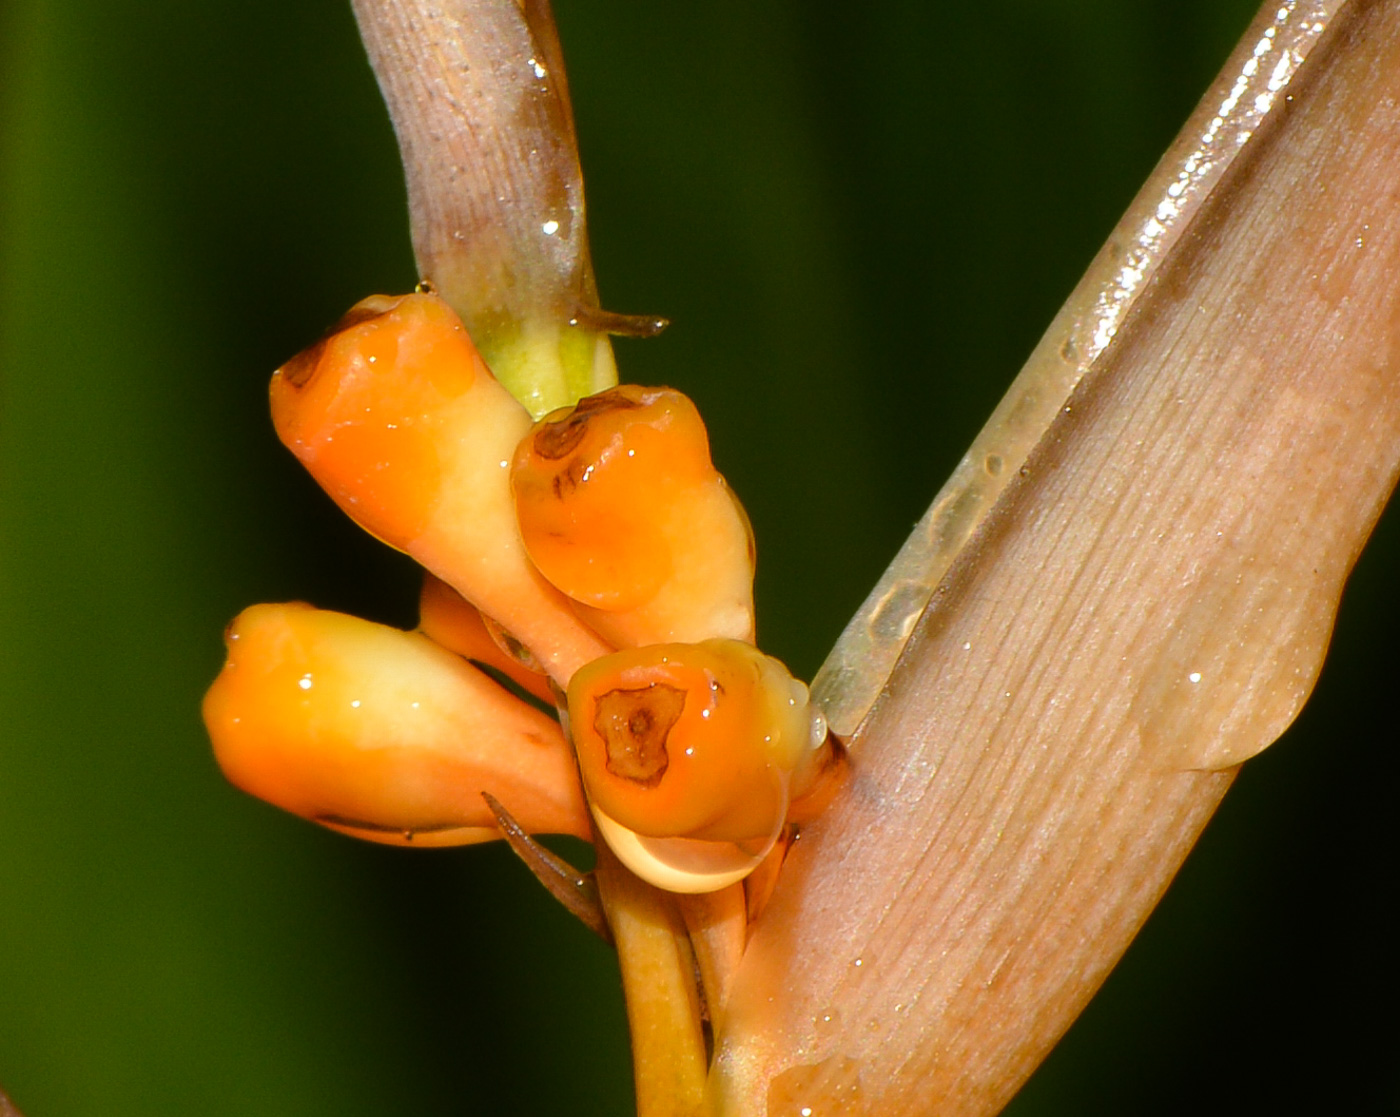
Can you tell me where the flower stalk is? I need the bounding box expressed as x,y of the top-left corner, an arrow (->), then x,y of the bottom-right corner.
592,843 -> 710,1117
349,0 -> 670,416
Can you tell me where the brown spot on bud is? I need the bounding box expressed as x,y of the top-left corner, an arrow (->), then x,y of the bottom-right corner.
480,613 -> 544,672
276,295 -> 405,390
532,387 -> 644,460
551,457 -> 587,500
277,339 -> 327,389
328,295 -> 401,335
593,683 -> 686,787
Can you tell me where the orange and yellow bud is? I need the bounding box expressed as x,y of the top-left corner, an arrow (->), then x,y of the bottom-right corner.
417,573 -> 555,704
511,385 -> 755,649
270,292 -> 611,684
567,640 -> 829,891
204,602 -> 589,846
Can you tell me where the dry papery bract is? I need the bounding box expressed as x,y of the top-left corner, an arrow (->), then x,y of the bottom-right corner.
712,1 -> 1400,1113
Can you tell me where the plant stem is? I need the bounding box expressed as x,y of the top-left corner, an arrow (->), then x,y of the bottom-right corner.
593,842 -> 710,1117
351,0 -> 621,417
676,885 -> 747,1028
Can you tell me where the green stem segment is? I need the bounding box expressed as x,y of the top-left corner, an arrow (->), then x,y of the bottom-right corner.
593,843 -> 710,1117
475,316 -> 619,419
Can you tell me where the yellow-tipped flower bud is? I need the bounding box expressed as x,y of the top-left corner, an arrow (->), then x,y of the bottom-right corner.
566,640 -> 830,892
270,292 -> 611,684
203,603 -> 589,846
511,385 -> 755,648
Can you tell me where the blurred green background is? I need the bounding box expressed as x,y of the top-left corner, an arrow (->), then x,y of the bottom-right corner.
2,0 -> 1396,1113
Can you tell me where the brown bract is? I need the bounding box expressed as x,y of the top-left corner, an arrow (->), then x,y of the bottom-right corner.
712,1 -> 1400,1112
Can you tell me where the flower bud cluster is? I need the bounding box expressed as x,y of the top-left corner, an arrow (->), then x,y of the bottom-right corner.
203,291 -> 835,891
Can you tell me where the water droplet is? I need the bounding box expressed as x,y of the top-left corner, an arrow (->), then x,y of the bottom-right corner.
813,1008 -> 840,1034
1130,549 -> 1343,770
869,580 -> 929,643
767,1056 -> 863,1116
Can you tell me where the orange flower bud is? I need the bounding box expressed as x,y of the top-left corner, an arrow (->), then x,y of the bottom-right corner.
566,640 -> 829,892
511,385 -> 755,648
417,573 -> 555,705
270,292 -> 611,684
203,603 -> 589,846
